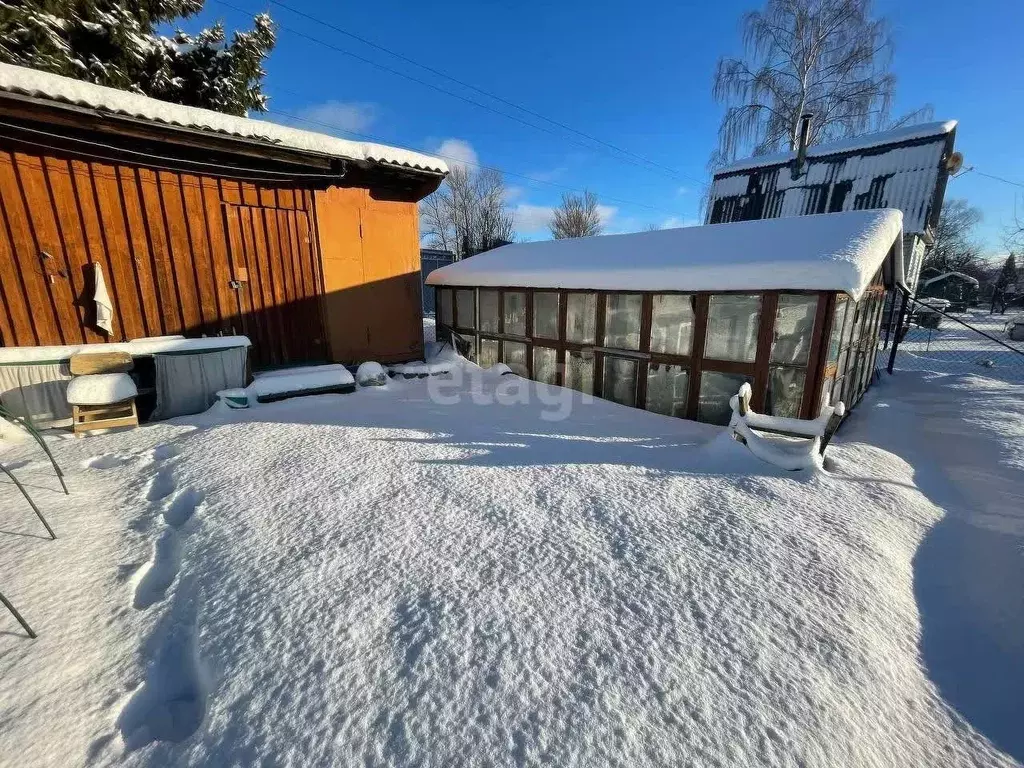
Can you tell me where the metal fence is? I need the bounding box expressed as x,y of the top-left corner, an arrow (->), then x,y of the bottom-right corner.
420,252 -> 455,315
887,293 -> 1024,383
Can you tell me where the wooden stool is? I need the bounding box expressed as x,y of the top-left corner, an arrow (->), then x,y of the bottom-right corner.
67,353 -> 139,436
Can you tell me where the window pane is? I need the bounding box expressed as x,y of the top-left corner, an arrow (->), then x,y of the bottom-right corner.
456,289 -> 475,329
705,295 -> 761,362
479,290 -> 499,333
767,366 -> 806,419
566,293 -> 597,344
566,350 -> 594,394
603,294 -> 642,350
771,294 -> 817,365
698,371 -> 753,426
646,364 -> 689,418
832,376 -> 845,404
850,301 -> 864,345
502,341 -> 528,376
827,299 -> 848,363
650,294 -> 695,356
503,291 -> 527,336
438,289 -> 453,327
842,302 -> 858,347
479,338 -> 499,368
533,292 -> 560,339
601,356 -> 638,407
533,346 -> 558,385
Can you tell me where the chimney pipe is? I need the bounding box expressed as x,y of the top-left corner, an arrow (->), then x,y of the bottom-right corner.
793,112 -> 813,178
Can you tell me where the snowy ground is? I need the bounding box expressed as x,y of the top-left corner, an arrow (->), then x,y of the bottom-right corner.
1,354 -> 1022,765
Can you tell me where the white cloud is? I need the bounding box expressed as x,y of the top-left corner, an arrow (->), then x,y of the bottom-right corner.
596,205 -> 618,226
514,204 -> 555,233
293,100 -> 376,135
503,185 -> 525,203
432,138 -> 478,172
661,216 -> 701,229
676,186 -> 690,196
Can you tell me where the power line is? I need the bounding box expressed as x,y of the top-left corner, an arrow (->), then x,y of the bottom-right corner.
970,169 -> 1024,189
268,108 -> 686,217
262,0 -> 701,184
211,0 -> 704,185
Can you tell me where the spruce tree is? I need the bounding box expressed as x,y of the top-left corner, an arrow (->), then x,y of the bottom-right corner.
997,253 -> 1018,289
0,0 -> 275,116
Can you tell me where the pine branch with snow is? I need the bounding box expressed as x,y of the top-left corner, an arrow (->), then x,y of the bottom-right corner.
0,1 -> 275,115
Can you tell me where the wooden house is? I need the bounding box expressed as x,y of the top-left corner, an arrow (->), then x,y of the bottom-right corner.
706,120 -> 959,293
427,210 -> 905,424
0,62 -> 447,369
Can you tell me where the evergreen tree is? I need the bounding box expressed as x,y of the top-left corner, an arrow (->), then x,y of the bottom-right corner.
997,253 -> 1018,289
0,0 -> 275,115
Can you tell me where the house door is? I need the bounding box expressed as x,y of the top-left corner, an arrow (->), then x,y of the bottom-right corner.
222,204 -> 326,368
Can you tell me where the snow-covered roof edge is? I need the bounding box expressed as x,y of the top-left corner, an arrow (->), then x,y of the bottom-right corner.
427,209 -> 905,301
922,271 -> 979,287
714,121 -> 957,176
0,63 -> 448,175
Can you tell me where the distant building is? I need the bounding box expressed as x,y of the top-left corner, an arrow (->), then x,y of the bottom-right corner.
706,120 -> 959,292
420,248 -> 455,314
917,269 -> 979,311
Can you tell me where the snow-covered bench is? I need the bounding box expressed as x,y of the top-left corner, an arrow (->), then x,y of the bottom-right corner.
729,384 -> 845,471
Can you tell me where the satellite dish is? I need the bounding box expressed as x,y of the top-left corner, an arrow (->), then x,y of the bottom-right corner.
946,151 -> 964,175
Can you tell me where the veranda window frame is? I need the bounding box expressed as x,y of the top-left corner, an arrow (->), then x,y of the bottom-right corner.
435,284 -> 883,422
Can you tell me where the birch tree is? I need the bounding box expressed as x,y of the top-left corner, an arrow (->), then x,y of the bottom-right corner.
711,0 -> 930,165
550,190 -> 603,239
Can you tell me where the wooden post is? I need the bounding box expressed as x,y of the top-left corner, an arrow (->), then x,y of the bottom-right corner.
0,590 -> 36,639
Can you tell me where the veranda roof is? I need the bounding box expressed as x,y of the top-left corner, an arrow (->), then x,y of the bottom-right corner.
427,209 -> 905,301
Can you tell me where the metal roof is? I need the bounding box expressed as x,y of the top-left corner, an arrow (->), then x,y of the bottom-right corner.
0,62 -> 448,175
707,123 -> 956,235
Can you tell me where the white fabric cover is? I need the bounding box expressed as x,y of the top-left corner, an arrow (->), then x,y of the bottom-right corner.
92,262 -> 114,334
151,347 -> 248,420
0,362 -> 73,425
66,373 -> 137,405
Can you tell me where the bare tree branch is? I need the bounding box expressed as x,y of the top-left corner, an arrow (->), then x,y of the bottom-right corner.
419,166 -> 515,258
711,0 -> 932,167
550,190 -> 604,239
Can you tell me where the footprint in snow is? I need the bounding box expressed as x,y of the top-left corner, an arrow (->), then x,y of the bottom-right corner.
163,488 -> 204,528
117,584 -> 208,749
132,529 -> 182,610
84,454 -> 131,470
145,467 -> 177,503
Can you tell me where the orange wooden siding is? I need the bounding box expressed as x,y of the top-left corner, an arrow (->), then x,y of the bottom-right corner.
315,187 -> 424,363
0,149 -> 328,367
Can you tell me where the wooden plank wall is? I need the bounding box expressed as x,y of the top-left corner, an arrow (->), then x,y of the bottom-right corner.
0,148 -> 325,368
314,187 -> 424,364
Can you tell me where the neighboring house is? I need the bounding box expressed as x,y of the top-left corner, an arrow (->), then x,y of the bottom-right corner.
428,209 -> 905,423
917,269 -> 979,311
0,62 -> 447,368
420,248 -> 455,314
706,120 -> 959,292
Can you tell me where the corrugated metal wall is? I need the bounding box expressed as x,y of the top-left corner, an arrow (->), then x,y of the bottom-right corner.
0,148 -> 326,367
707,137 -> 949,234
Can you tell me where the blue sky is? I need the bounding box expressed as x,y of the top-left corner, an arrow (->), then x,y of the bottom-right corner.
198,0 -> 1023,255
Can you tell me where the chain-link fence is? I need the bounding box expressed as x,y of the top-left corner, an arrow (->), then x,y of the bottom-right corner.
887,293 -> 1024,383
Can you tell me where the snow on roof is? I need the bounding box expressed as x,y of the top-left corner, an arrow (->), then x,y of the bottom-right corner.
0,63 -> 447,175
922,271 -> 980,287
427,209 -> 904,301
715,121 -> 957,175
